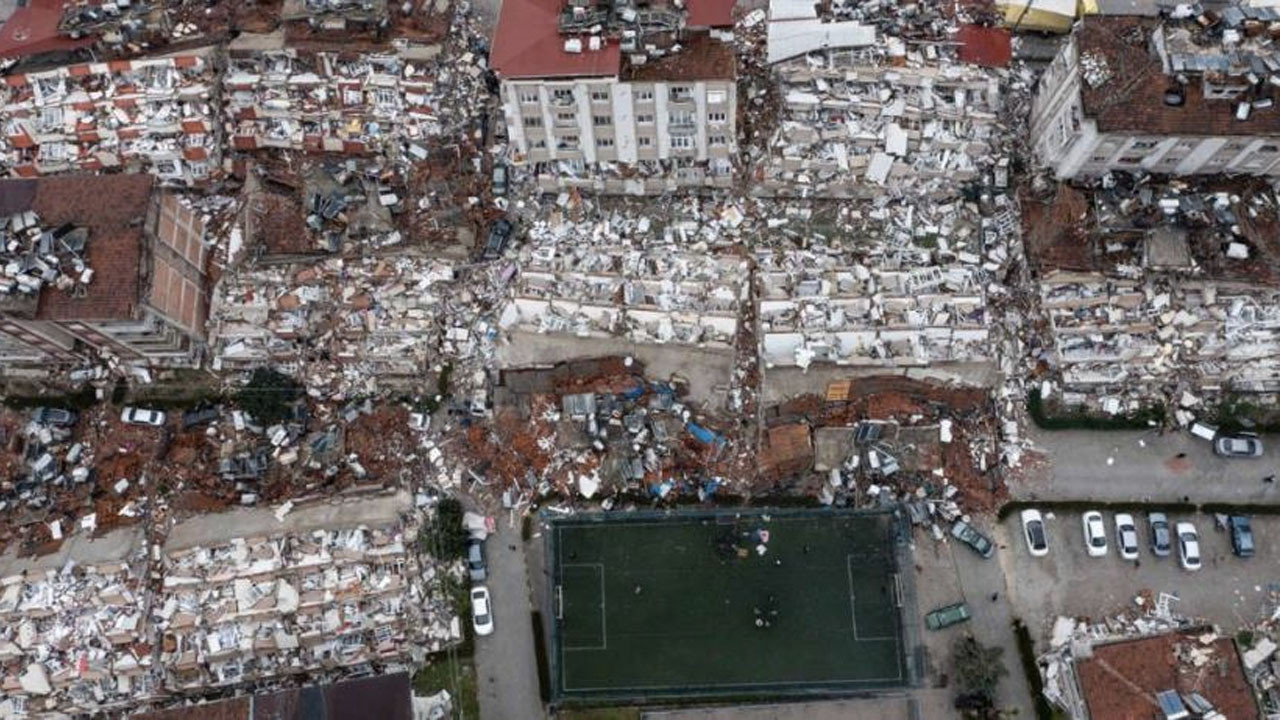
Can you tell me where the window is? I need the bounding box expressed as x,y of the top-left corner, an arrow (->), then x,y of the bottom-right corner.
1261,144 -> 1280,153
519,90 -> 539,103
1118,156 -> 1142,164
1130,140 -> 1158,150
590,90 -> 609,102
710,135 -> 727,146
635,89 -> 654,101
374,87 -> 399,107
636,113 -> 654,124
558,134 -> 579,149
597,137 -> 614,148
523,116 -> 542,127
557,112 -> 576,122
670,86 -> 692,101
552,88 -> 574,103
189,162 -> 209,179
707,90 -> 727,104
671,136 -> 693,149
708,111 -> 727,123
593,115 -> 611,126
638,137 -> 652,147
531,139 -> 547,149
37,107 -> 63,132
668,111 -> 694,125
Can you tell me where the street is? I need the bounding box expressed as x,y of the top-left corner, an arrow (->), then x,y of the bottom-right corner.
474,521 -> 546,720
1016,425 -> 1277,503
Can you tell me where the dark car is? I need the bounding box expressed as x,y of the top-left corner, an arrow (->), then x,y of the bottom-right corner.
1229,516 -> 1256,558
181,406 -> 220,431
1147,512 -> 1172,557
31,407 -> 78,427
950,519 -> 995,559
483,218 -> 514,260
467,539 -> 487,582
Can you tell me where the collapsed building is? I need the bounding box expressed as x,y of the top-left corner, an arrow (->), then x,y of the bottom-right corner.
492,0 -> 738,193
1024,177 -> 1280,414
1032,13 -> 1280,180
755,0 -> 1010,196
0,175 -> 214,370
0,46 -> 220,184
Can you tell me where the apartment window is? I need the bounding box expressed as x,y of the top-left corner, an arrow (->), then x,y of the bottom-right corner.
710,135 -> 727,146
635,89 -> 654,101
670,86 -> 692,101
1261,144 -> 1280,153
668,111 -> 694,125
38,142 -> 68,162
523,116 -> 542,127
37,107 -> 63,132
671,136 -> 692,149
591,90 -> 609,102
638,137 -> 652,147
636,113 -> 654,124
556,112 -> 576,123
707,90 -> 727,104
597,137 -> 614,148
531,139 -> 547,149
519,90 -> 539,103
1130,139 -> 1158,150
189,161 -> 209,179
552,88 -> 574,103
1118,155 -> 1142,164
708,111 -> 727,123
558,134 -> 579,149
593,115 -> 611,126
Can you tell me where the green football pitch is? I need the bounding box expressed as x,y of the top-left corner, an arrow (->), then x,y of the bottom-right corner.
549,510 -> 909,701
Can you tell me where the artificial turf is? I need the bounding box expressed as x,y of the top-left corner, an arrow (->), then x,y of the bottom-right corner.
550,510 -> 908,701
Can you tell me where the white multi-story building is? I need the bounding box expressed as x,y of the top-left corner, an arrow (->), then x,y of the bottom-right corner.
1032,14 -> 1280,179
491,0 -> 737,193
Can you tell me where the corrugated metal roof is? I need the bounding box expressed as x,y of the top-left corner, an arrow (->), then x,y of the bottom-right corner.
766,18 -> 874,64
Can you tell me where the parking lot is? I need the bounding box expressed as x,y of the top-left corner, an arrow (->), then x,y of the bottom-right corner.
997,509 -> 1279,651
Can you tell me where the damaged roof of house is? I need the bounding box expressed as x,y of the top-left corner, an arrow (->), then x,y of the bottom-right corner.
0,174 -> 153,322
133,672 -> 413,720
490,0 -> 621,78
1076,630 -> 1260,720
1078,15 -> 1280,136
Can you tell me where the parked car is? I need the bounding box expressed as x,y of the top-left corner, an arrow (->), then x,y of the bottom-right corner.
950,519 -> 994,559
1229,516 -> 1256,558
467,539 -> 488,581
1114,513 -> 1139,560
1147,512 -> 1172,557
120,407 -> 166,427
925,602 -> 972,630
1215,433 -> 1264,458
181,406 -> 220,430
1082,511 -> 1108,557
31,407 -> 77,427
483,218 -> 514,260
1176,522 -> 1201,571
471,586 -> 494,636
492,163 -> 509,196
1021,509 -> 1049,557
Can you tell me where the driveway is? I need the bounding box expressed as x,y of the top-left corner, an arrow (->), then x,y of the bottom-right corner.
999,509 -> 1276,652
1016,426 -> 1275,504
474,521 -> 546,720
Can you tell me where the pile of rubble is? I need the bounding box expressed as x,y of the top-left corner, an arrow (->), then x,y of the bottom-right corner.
0,210 -> 93,299
1024,175 -> 1280,416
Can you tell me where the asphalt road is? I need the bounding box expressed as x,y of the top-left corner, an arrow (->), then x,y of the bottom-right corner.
474,521 -> 546,720
1016,426 -> 1277,504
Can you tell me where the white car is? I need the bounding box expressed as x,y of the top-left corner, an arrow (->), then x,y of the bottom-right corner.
1021,509 -> 1049,557
471,586 -> 494,636
120,407 -> 166,427
1176,522 -> 1201,571
1114,513 -> 1139,560
1082,511 -> 1108,557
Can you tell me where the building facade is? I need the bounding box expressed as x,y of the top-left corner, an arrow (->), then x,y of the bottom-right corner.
1032,15 -> 1280,179
491,0 -> 737,193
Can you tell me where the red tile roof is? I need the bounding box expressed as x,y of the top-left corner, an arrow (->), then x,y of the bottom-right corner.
0,175 -> 155,322
0,0 -> 94,60
687,0 -> 735,27
956,24 -> 1011,68
1077,630 -> 1260,720
490,0 -> 621,79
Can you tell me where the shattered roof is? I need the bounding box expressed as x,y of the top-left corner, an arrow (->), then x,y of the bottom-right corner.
1078,16 -> 1280,135
687,0 -> 736,27
0,0 -> 93,59
490,0 -> 621,79
0,175 -> 152,322
1076,631 -> 1259,720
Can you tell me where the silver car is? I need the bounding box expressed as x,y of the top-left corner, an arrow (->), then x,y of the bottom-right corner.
1214,433 -> 1263,458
